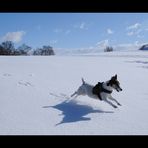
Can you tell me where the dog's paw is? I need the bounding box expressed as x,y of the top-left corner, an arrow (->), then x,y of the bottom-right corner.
113,105 -> 118,108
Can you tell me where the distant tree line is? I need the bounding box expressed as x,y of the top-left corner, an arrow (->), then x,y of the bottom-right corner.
0,41 -> 55,56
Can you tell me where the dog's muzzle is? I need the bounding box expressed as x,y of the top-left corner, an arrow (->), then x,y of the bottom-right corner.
116,87 -> 122,92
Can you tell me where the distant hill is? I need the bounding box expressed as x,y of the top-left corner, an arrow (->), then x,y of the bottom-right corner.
139,44 -> 148,51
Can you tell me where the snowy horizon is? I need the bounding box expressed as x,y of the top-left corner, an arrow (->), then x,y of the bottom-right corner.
54,41 -> 147,55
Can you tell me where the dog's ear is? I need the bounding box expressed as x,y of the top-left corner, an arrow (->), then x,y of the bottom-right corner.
111,74 -> 117,81
114,74 -> 117,79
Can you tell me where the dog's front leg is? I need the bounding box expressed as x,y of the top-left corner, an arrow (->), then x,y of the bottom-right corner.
101,93 -> 117,108
103,98 -> 118,108
108,95 -> 121,106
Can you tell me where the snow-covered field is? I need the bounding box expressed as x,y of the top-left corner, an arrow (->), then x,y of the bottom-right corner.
1,50 -> 148,135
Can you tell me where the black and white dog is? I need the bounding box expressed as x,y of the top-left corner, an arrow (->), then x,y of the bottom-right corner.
71,74 -> 122,108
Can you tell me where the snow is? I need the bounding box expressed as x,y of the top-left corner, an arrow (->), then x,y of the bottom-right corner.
1,51 -> 148,135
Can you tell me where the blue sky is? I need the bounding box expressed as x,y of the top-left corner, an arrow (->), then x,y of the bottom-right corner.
0,13 -> 148,50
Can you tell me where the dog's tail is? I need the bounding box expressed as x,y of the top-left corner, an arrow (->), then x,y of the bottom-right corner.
81,78 -> 85,84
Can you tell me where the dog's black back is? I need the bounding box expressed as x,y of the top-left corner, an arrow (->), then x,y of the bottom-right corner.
92,82 -> 104,100
92,82 -> 103,95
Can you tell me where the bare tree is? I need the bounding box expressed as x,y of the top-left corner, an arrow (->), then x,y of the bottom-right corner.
17,44 -> 32,55
104,46 -> 113,52
33,45 -> 55,55
0,41 -> 15,55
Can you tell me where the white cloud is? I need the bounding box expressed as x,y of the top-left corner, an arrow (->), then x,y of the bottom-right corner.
127,31 -> 134,36
65,30 -> 71,35
53,29 -> 63,33
126,23 -> 142,37
2,31 -> 26,43
127,23 -> 141,30
137,34 -> 144,38
134,41 -> 139,45
49,40 -> 58,45
36,25 -> 41,30
74,22 -> 88,30
96,39 -> 109,48
80,22 -> 87,29
107,28 -> 114,34
54,28 -> 72,35
127,29 -> 142,36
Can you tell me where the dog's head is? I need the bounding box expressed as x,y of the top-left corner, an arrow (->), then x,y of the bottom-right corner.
107,74 -> 122,92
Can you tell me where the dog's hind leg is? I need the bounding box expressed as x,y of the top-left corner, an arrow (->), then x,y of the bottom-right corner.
71,91 -> 77,97
71,91 -> 80,100
64,91 -> 78,103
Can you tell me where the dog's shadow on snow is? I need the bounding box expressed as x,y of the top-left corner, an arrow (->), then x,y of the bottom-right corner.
43,96 -> 114,126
